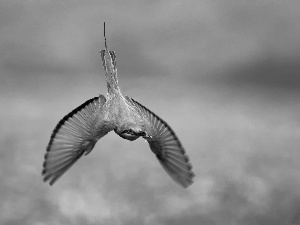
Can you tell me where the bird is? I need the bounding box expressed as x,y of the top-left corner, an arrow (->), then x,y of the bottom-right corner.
42,23 -> 195,188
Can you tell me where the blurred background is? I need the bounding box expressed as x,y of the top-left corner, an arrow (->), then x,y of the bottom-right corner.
1,1 -> 300,224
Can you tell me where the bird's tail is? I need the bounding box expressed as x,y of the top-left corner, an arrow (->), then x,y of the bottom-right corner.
100,22 -> 119,94
100,49 -> 119,92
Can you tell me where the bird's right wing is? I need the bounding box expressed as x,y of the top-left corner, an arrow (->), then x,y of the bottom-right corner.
42,95 -> 114,186
126,97 -> 195,188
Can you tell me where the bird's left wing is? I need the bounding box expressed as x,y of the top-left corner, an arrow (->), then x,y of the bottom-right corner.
42,95 -> 114,185
126,97 -> 195,188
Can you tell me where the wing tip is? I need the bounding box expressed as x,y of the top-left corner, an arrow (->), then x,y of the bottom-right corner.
157,155 -> 195,188
176,174 -> 195,189
42,175 -> 56,186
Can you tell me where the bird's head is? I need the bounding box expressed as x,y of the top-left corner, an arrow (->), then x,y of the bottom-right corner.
114,124 -> 148,141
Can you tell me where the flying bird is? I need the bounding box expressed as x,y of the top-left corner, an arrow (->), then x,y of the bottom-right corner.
42,24 -> 195,188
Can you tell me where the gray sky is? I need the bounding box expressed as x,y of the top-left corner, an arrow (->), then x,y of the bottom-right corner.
1,1 -> 300,224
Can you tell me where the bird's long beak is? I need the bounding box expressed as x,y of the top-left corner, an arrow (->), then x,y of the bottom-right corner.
140,131 -> 152,139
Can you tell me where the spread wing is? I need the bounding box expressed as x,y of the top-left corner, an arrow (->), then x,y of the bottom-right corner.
126,97 -> 195,188
42,95 -> 114,185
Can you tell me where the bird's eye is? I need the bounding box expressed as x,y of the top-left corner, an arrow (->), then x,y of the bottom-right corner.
139,131 -> 146,136
122,129 -> 134,134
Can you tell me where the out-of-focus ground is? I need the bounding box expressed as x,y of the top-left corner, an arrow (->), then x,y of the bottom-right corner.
1,1 -> 300,224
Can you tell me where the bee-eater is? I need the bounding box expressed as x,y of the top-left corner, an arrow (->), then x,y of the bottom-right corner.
42,24 -> 195,188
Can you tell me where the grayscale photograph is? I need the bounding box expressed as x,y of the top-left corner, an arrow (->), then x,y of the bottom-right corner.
1,1 -> 300,224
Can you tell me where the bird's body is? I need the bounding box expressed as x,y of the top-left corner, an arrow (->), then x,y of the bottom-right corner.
42,32 -> 195,188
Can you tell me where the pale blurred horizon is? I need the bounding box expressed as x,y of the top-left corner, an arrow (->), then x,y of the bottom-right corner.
1,1 -> 300,225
